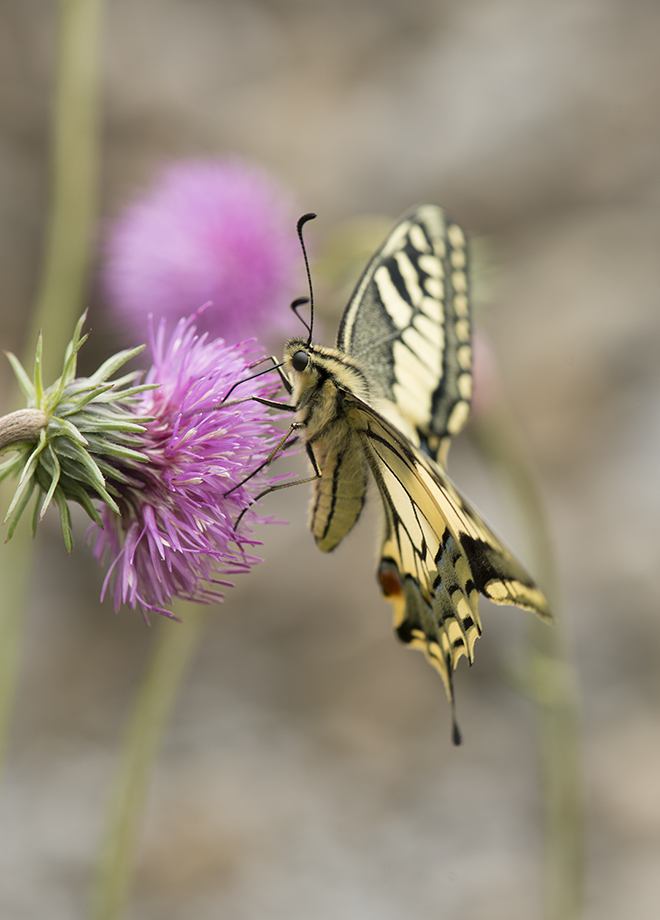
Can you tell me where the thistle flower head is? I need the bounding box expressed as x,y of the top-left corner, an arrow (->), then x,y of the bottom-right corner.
1,313 -> 288,618
102,158 -> 301,344
87,311 -> 285,617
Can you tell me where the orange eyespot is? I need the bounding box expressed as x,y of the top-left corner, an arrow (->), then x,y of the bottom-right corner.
292,350 -> 309,372
378,559 -> 402,597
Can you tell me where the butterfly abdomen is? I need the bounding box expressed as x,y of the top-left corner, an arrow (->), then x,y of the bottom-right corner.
309,419 -> 370,553
285,340 -> 373,553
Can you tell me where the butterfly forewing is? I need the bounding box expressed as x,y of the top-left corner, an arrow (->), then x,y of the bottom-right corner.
337,205 -> 472,461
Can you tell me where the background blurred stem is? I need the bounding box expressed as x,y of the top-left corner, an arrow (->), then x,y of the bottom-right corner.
91,605 -> 207,920
471,403 -> 583,920
0,0 -> 103,775
29,0 -> 104,381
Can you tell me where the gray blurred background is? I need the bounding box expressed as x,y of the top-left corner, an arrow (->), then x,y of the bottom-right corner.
1,1 -> 660,918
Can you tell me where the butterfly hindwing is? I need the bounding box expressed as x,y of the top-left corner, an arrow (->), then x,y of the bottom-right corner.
353,400 -> 551,700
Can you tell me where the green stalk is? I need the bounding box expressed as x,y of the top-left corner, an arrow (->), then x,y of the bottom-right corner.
0,0 -> 103,775
29,0 -> 104,381
91,605 -> 207,920
471,405 -> 583,920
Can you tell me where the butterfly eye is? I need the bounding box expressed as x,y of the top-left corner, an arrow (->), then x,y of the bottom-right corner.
291,350 -> 310,372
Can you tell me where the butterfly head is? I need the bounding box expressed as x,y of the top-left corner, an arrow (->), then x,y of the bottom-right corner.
282,338 -> 322,397
283,337 -> 371,418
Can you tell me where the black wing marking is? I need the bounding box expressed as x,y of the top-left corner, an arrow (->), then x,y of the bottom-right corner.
337,205 -> 472,460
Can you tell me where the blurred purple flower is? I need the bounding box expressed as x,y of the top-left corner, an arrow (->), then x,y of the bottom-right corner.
88,311 -> 286,619
102,159 -> 301,344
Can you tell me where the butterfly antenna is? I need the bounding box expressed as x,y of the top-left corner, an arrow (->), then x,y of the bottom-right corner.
290,296 -> 311,340
296,212 -> 317,344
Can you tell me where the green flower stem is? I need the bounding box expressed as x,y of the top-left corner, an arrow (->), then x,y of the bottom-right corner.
28,0 -> 104,382
471,405 -> 583,920
0,0 -> 103,778
0,521 -> 33,771
91,605 -> 208,920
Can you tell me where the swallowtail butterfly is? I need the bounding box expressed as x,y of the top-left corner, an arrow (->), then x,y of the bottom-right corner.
256,205 -> 552,742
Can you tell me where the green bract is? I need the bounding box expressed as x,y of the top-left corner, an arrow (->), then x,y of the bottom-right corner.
0,314 -> 154,551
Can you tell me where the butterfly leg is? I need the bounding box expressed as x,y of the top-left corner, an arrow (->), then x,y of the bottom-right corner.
252,396 -> 296,411
225,423 -> 300,497
238,453 -> 320,503
220,355 -> 292,405
230,429 -> 321,533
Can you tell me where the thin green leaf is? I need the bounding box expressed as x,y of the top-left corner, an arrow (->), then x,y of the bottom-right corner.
85,404 -> 153,424
84,437 -> 147,462
78,417 -> 147,434
72,406 -> 146,427
53,438 -> 99,478
4,352 -> 35,404
100,370 -> 145,389
64,332 -> 89,381
87,482 -> 119,513
34,332 -> 44,404
31,486 -> 41,536
56,453 -> 119,512
85,434 -> 146,454
48,416 -> 88,445
92,455 -> 144,482
92,383 -> 157,402
5,477 -> 36,540
103,480 -> 125,499
56,329 -> 89,399
39,444 -> 62,521
92,460 -> 131,484
0,451 -> 27,482
61,313 -> 86,372
58,442 -> 107,492
53,487 -> 73,553
64,312 -> 88,369
56,384 -> 115,415
16,435 -> 46,489
87,345 -> 146,386
89,442 -> 148,464
63,479 -> 104,525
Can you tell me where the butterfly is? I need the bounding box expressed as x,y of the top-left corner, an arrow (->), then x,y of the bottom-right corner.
248,205 -> 552,743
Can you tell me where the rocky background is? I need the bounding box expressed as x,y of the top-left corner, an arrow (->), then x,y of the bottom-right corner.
1,1 -> 660,918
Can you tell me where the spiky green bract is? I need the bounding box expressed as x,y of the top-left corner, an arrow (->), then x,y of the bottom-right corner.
1,314 -> 153,551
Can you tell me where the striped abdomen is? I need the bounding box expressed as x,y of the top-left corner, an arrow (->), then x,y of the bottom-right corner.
309,421 -> 369,553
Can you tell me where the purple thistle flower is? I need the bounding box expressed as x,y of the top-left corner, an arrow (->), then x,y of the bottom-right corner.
102,159 -> 302,344
88,312 -> 286,619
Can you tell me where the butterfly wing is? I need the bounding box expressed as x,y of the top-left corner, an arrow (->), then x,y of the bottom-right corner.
337,204 -> 472,462
348,395 -> 551,713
